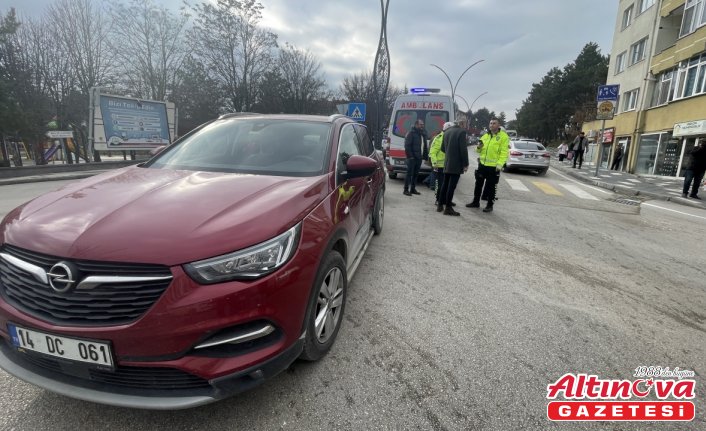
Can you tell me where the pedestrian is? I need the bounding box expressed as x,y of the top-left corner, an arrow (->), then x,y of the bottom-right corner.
611,145 -> 623,170
430,122 -> 454,205
403,119 -> 428,196
437,122 -> 469,216
557,141 -> 569,162
682,139 -> 706,199
466,118 -> 509,213
571,131 -> 588,169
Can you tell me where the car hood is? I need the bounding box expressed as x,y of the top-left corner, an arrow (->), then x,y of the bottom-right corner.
1,167 -> 330,265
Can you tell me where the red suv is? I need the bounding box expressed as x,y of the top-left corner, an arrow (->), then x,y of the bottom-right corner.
0,114 -> 385,409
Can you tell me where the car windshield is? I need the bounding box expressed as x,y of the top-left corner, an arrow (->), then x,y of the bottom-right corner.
146,119 -> 332,176
513,142 -> 545,151
392,110 -> 448,139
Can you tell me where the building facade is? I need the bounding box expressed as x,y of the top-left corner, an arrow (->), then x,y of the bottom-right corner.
584,0 -> 706,177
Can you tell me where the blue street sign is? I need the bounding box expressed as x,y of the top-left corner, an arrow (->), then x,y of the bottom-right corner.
597,85 -> 620,101
347,103 -> 366,122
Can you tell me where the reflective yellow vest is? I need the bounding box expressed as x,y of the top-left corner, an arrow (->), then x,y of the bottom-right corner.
477,130 -> 510,167
429,132 -> 445,168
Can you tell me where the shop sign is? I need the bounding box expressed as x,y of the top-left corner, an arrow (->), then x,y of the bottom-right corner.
673,120 -> 706,137
602,128 -> 615,144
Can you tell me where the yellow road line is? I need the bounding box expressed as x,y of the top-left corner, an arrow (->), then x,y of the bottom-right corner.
531,181 -> 563,196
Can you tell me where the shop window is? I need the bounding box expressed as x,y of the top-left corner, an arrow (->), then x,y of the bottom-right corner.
635,134 -> 660,174
654,136 -> 680,176
629,37 -> 648,66
623,5 -> 634,30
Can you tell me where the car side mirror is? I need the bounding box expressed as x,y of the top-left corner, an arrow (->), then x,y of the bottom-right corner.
343,155 -> 377,179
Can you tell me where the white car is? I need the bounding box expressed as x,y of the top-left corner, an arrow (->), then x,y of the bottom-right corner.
504,140 -> 550,175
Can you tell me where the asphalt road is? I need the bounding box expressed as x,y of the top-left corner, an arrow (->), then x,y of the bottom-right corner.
0,165 -> 704,430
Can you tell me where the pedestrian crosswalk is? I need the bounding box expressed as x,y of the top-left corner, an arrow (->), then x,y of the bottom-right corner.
503,178 -> 601,200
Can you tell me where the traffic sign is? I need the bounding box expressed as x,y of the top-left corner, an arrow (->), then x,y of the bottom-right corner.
596,100 -> 616,120
597,85 -> 620,101
46,130 -> 74,139
347,103 -> 366,122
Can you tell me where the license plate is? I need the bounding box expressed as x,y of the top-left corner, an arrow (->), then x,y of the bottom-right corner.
525,154 -> 536,159
394,159 -> 405,166
8,323 -> 114,368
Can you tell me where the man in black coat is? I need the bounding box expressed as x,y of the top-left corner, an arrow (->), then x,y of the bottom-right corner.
572,131 -> 588,169
437,122 -> 469,216
403,119 -> 428,196
682,139 -> 706,199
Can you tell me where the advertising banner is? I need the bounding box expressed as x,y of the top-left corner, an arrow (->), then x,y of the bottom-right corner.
91,91 -> 175,151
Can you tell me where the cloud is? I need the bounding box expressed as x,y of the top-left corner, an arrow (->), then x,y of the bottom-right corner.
6,0 -> 618,119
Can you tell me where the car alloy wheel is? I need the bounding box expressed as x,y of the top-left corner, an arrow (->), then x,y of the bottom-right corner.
300,251 -> 347,361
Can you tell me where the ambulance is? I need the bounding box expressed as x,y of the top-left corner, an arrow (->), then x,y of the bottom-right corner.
382,89 -> 455,179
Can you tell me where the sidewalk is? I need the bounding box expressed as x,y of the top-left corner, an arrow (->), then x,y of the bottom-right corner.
550,156 -> 706,210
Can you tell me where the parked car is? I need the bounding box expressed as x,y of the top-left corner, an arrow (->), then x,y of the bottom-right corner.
0,113 -> 385,409
504,139 -> 551,175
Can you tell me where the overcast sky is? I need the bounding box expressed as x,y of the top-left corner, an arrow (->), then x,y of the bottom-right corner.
4,0 -> 618,120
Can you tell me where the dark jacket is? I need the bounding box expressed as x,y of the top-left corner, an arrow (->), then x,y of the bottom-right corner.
404,127 -> 427,160
687,144 -> 706,172
572,136 -> 588,152
441,126 -> 469,174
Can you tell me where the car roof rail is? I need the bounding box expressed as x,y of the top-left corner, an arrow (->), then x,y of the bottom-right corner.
218,112 -> 260,120
328,114 -> 348,122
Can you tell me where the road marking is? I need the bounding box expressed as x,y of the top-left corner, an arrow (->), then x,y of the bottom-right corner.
532,181 -> 563,196
559,183 -> 599,200
505,178 -> 530,191
549,167 -> 613,195
643,202 -> 706,220
609,173 -> 623,176
626,179 -> 641,183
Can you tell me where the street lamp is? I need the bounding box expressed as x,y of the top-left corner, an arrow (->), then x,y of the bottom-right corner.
469,91 -> 488,113
455,95 -> 470,112
430,60 -> 484,105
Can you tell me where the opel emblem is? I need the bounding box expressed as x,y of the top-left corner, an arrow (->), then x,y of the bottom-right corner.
47,262 -> 77,293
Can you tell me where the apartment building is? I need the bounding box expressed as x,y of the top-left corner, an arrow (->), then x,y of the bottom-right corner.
584,0 -> 706,177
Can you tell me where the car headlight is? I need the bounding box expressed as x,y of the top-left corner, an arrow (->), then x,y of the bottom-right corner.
184,223 -> 301,284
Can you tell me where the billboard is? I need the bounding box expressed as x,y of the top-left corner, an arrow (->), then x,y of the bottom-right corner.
91,90 -> 176,151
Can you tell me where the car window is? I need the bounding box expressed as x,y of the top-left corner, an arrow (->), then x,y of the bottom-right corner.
393,110 -> 449,139
337,125 -> 362,175
354,124 -> 375,156
513,142 -> 545,151
146,119 -> 331,176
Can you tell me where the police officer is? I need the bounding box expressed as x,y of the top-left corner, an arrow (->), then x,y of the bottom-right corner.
467,118 -> 509,213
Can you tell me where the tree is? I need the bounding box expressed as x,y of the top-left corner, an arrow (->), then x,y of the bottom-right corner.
172,56 -> 224,134
514,42 -> 608,142
47,0 -> 114,161
338,71 -> 404,139
277,43 -> 328,114
189,0 -> 277,112
108,0 -> 189,101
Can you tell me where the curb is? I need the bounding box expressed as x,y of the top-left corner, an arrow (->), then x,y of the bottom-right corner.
551,165 -> 706,210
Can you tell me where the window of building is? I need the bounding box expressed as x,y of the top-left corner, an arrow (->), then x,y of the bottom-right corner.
636,132 -> 672,175
679,0 -> 705,37
622,4 -> 634,29
674,53 -> 706,99
650,69 -> 676,107
629,37 -> 648,66
615,51 -> 627,74
638,0 -> 655,14
623,89 -> 640,112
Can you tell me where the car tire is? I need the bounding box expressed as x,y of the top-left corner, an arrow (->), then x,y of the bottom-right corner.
538,168 -> 548,176
300,251 -> 347,362
388,172 -> 397,179
372,190 -> 384,235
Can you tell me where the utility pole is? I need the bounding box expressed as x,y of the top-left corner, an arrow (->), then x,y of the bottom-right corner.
371,0 -> 391,150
